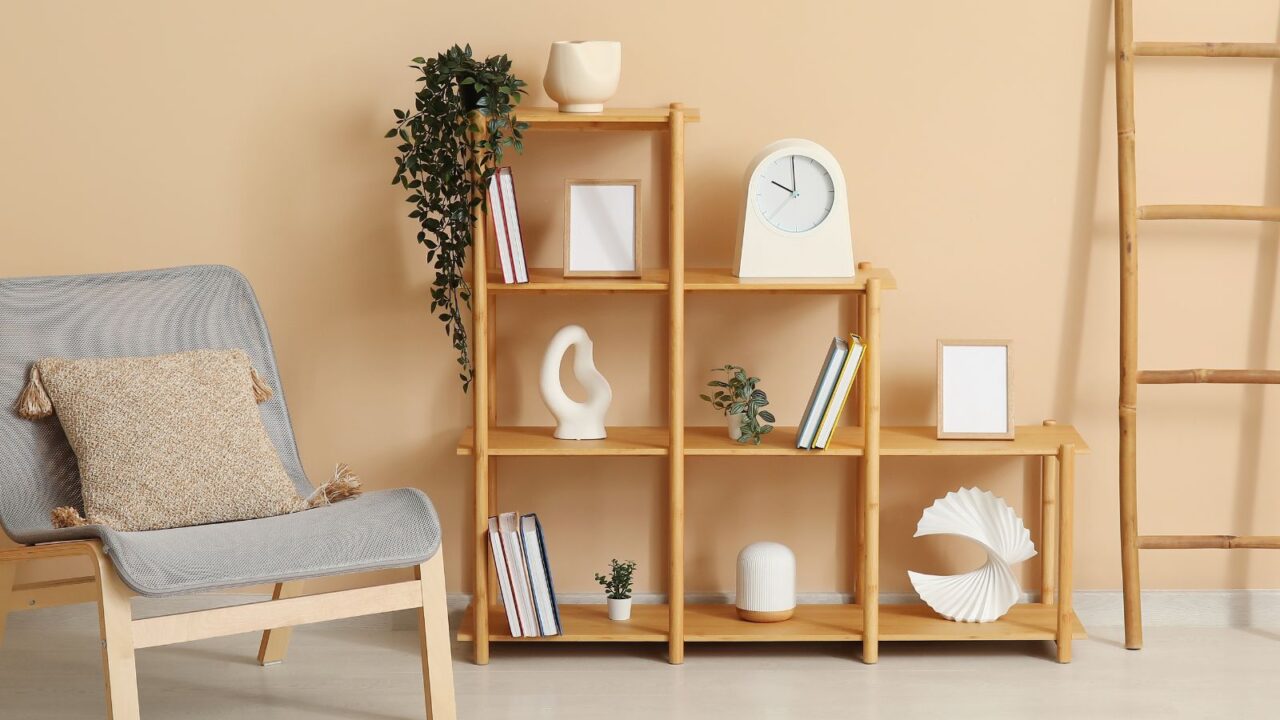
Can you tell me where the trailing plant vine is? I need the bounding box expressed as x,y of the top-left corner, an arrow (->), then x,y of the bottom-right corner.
699,365 -> 776,445
388,44 -> 528,391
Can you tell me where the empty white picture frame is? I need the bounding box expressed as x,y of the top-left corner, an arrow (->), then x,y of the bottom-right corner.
937,340 -> 1014,440
564,179 -> 641,277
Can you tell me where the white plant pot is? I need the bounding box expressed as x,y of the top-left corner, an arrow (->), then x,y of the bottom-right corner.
727,412 -> 747,441
607,597 -> 632,621
543,41 -> 622,113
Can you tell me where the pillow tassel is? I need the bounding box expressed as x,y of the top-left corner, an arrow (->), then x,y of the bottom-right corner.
51,506 -> 89,528
16,365 -> 53,420
250,366 -> 273,403
303,463 -> 364,509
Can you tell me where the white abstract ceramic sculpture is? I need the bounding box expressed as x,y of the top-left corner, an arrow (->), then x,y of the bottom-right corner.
736,541 -> 796,622
539,325 -> 612,440
543,41 -> 622,113
907,488 -> 1036,623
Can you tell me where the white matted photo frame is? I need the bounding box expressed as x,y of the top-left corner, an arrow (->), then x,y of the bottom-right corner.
564,179 -> 641,277
936,339 -> 1014,440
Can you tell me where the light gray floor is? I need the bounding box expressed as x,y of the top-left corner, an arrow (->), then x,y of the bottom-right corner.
1,600 -> 1276,719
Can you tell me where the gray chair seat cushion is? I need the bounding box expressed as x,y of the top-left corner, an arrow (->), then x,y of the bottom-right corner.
75,488 -> 441,597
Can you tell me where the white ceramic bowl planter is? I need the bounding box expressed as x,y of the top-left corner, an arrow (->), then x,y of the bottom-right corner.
543,41 -> 622,113
908,487 -> 1036,623
736,542 -> 796,622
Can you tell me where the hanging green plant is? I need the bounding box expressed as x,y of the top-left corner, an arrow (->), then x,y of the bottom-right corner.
388,44 -> 528,391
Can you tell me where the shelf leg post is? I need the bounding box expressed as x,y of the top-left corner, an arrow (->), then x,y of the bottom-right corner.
1056,443 -> 1076,663
861,270 -> 881,664
667,102 -> 686,666
470,114 -> 490,665
487,300 -> 499,607
1041,419 -> 1059,605
855,292 -> 867,606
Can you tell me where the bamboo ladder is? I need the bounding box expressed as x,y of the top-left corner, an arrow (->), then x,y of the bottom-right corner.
1115,0 -> 1280,650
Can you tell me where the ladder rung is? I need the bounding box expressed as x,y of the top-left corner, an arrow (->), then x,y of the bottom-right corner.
1139,204 -> 1280,221
1138,369 -> 1280,385
1140,535 -> 1280,550
1134,42 -> 1280,59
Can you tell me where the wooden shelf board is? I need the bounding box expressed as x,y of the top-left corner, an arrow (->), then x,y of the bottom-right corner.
685,267 -> 897,292
879,425 -> 1090,456
515,106 -> 700,130
685,425 -> 864,456
880,604 -> 1086,641
456,426 -> 668,456
459,425 -> 1088,457
457,602 -> 667,642
485,268 -> 669,294
685,425 -> 1089,457
458,602 -> 1084,643
685,603 -> 862,641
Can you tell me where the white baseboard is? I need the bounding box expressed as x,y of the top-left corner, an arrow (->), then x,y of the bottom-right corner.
445,590 -> 1280,630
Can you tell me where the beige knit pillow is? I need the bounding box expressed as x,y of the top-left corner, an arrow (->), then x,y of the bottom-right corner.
15,349 -> 359,532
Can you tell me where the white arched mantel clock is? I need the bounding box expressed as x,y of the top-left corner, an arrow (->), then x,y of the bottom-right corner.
733,138 -> 855,278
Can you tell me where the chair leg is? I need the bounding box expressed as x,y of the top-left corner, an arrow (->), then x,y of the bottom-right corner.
0,561 -> 15,649
257,581 -> 303,666
415,548 -> 456,720
92,548 -> 141,720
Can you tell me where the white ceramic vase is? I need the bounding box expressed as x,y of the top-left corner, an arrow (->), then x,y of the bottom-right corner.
727,412 -> 747,441
543,41 -> 622,113
735,541 -> 796,622
907,487 -> 1037,623
539,324 -> 612,440
607,597 -> 632,621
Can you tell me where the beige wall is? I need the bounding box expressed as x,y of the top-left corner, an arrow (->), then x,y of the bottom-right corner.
5,0 -> 1280,598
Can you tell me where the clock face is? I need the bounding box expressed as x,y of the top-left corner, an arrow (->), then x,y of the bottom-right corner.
752,153 -> 836,233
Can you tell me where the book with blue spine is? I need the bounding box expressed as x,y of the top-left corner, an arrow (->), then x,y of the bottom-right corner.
520,513 -> 562,636
796,338 -> 849,449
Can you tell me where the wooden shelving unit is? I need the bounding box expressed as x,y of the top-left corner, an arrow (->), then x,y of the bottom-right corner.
462,104 -> 1088,665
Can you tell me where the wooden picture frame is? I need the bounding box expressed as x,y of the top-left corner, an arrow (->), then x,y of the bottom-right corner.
564,179 -> 641,277
936,339 -> 1014,440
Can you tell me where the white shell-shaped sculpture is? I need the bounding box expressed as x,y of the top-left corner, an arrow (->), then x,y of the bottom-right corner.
539,325 -> 612,440
736,542 -> 796,622
907,488 -> 1036,623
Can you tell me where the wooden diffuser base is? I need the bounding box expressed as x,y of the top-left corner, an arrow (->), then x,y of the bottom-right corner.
737,607 -> 794,623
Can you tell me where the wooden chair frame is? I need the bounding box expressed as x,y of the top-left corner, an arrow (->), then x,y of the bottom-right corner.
0,540 -> 456,719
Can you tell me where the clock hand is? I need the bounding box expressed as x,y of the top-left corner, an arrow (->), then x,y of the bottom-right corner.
791,156 -> 797,194
768,193 -> 796,221
770,180 -> 794,193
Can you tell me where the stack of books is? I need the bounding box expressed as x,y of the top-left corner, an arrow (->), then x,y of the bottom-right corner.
487,511 -> 562,637
487,167 -> 529,284
796,334 -> 866,449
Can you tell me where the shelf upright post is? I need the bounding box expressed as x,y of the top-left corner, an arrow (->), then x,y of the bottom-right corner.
860,267 -> 882,664
855,284 -> 868,606
1041,419 -> 1059,605
1056,443 -> 1077,663
470,113 -> 491,665
667,102 -> 687,665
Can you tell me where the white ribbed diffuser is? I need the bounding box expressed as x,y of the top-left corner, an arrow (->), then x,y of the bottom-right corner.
735,542 -> 796,622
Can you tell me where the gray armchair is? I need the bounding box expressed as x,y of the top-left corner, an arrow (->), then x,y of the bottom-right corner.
0,265 -> 455,719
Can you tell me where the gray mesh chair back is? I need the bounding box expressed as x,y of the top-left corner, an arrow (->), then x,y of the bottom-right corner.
0,265 -> 313,545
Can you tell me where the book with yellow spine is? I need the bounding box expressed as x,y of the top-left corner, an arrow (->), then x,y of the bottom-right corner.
812,334 -> 865,449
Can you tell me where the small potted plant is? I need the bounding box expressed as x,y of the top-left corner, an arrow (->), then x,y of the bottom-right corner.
595,559 -> 637,621
699,365 -> 776,444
